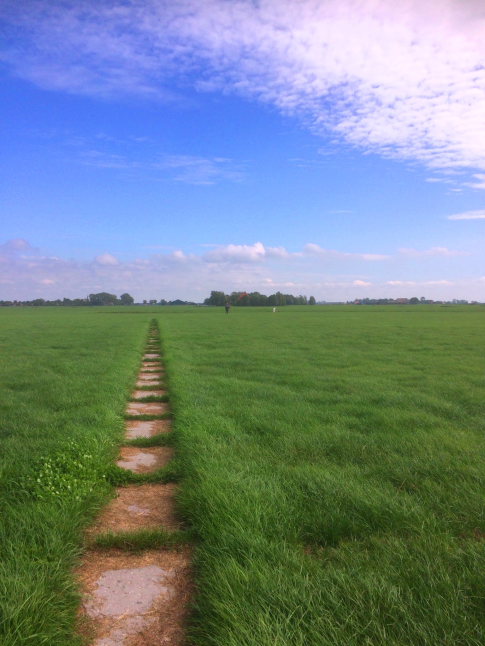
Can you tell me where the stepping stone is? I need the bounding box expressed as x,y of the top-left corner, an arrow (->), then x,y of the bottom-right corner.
125,419 -> 171,439
78,550 -> 190,646
144,353 -> 160,359
137,372 -> 162,380
126,401 -> 169,416
142,363 -> 162,370
136,380 -> 161,388
116,446 -> 173,473
87,483 -> 182,534
132,390 -> 165,400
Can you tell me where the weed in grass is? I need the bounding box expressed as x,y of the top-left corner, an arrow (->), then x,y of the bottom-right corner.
21,439 -> 108,503
91,527 -> 189,551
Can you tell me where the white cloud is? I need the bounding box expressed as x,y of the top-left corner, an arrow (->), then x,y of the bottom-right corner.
304,243 -> 390,261
204,242 -> 269,263
2,0 -> 485,176
0,238 -> 38,257
386,280 -> 454,287
95,253 -> 119,265
447,210 -> 485,220
399,247 -> 468,257
464,174 -> 485,190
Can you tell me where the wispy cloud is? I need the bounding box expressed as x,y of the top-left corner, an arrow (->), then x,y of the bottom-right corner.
2,1 -> 485,177
398,247 -> 469,257
157,155 -> 245,185
447,210 -> 485,220
464,174 -> 485,190
386,280 -> 454,287
75,143 -> 245,185
95,253 -> 119,266
304,243 -> 390,261
204,242 -> 296,264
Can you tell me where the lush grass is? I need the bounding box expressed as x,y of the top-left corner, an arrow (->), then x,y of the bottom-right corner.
106,461 -> 181,485
1,305 -> 484,645
157,305 -> 485,646
90,527 -> 189,551
0,306 -> 152,645
125,433 -> 174,448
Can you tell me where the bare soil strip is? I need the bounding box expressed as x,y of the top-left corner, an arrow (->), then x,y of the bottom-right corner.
77,328 -> 190,645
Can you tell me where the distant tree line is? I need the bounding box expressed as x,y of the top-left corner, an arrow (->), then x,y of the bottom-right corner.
0,292 -> 201,307
204,290 -> 316,306
0,292 -> 135,307
351,297 -> 476,305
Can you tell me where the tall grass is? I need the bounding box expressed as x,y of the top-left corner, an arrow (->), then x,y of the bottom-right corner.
159,305 -> 484,645
0,307 -> 151,645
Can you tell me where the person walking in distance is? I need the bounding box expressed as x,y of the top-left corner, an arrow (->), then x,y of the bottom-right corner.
225,301 -> 231,314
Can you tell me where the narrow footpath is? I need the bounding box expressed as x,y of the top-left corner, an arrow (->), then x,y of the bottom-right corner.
77,323 -> 191,646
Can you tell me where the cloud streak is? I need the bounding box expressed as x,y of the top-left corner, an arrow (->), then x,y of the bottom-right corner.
2,0 -> 485,177
447,210 -> 485,220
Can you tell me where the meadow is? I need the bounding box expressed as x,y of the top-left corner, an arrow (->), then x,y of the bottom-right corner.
0,307 -> 150,645
159,305 -> 484,645
0,305 -> 484,645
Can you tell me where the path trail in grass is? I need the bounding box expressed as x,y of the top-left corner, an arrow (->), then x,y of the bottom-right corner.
77,321 -> 191,645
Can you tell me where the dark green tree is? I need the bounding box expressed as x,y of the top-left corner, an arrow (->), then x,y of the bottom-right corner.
120,293 -> 134,305
88,292 -> 118,306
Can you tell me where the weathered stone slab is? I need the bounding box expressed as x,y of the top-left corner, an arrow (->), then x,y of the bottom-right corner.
116,446 -> 173,473
132,390 -> 165,400
126,401 -> 169,416
87,484 -> 181,534
141,363 -> 162,371
125,419 -> 171,439
78,550 -> 191,646
137,373 -> 162,381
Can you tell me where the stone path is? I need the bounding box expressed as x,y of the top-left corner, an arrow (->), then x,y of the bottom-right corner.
77,324 -> 191,646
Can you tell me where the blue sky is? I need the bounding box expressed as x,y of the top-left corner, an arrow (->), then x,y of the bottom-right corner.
1,0 -> 485,302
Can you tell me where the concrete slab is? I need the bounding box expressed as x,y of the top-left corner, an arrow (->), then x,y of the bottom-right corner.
125,419 -> 171,439
87,483 -> 181,533
126,401 -> 169,416
137,373 -> 162,381
85,565 -> 174,618
78,550 -> 191,646
132,390 -> 165,400
144,353 -> 160,359
116,446 -> 173,473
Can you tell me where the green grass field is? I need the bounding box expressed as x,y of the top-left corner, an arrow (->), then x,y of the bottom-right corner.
1,305 -> 484,645
0,307 -> 150,645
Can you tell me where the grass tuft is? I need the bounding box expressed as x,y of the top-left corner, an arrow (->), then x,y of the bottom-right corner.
124,412 -> 172,421
124,433 -> 174,448
90,527 -> 189,551
106,462 -> 180,486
